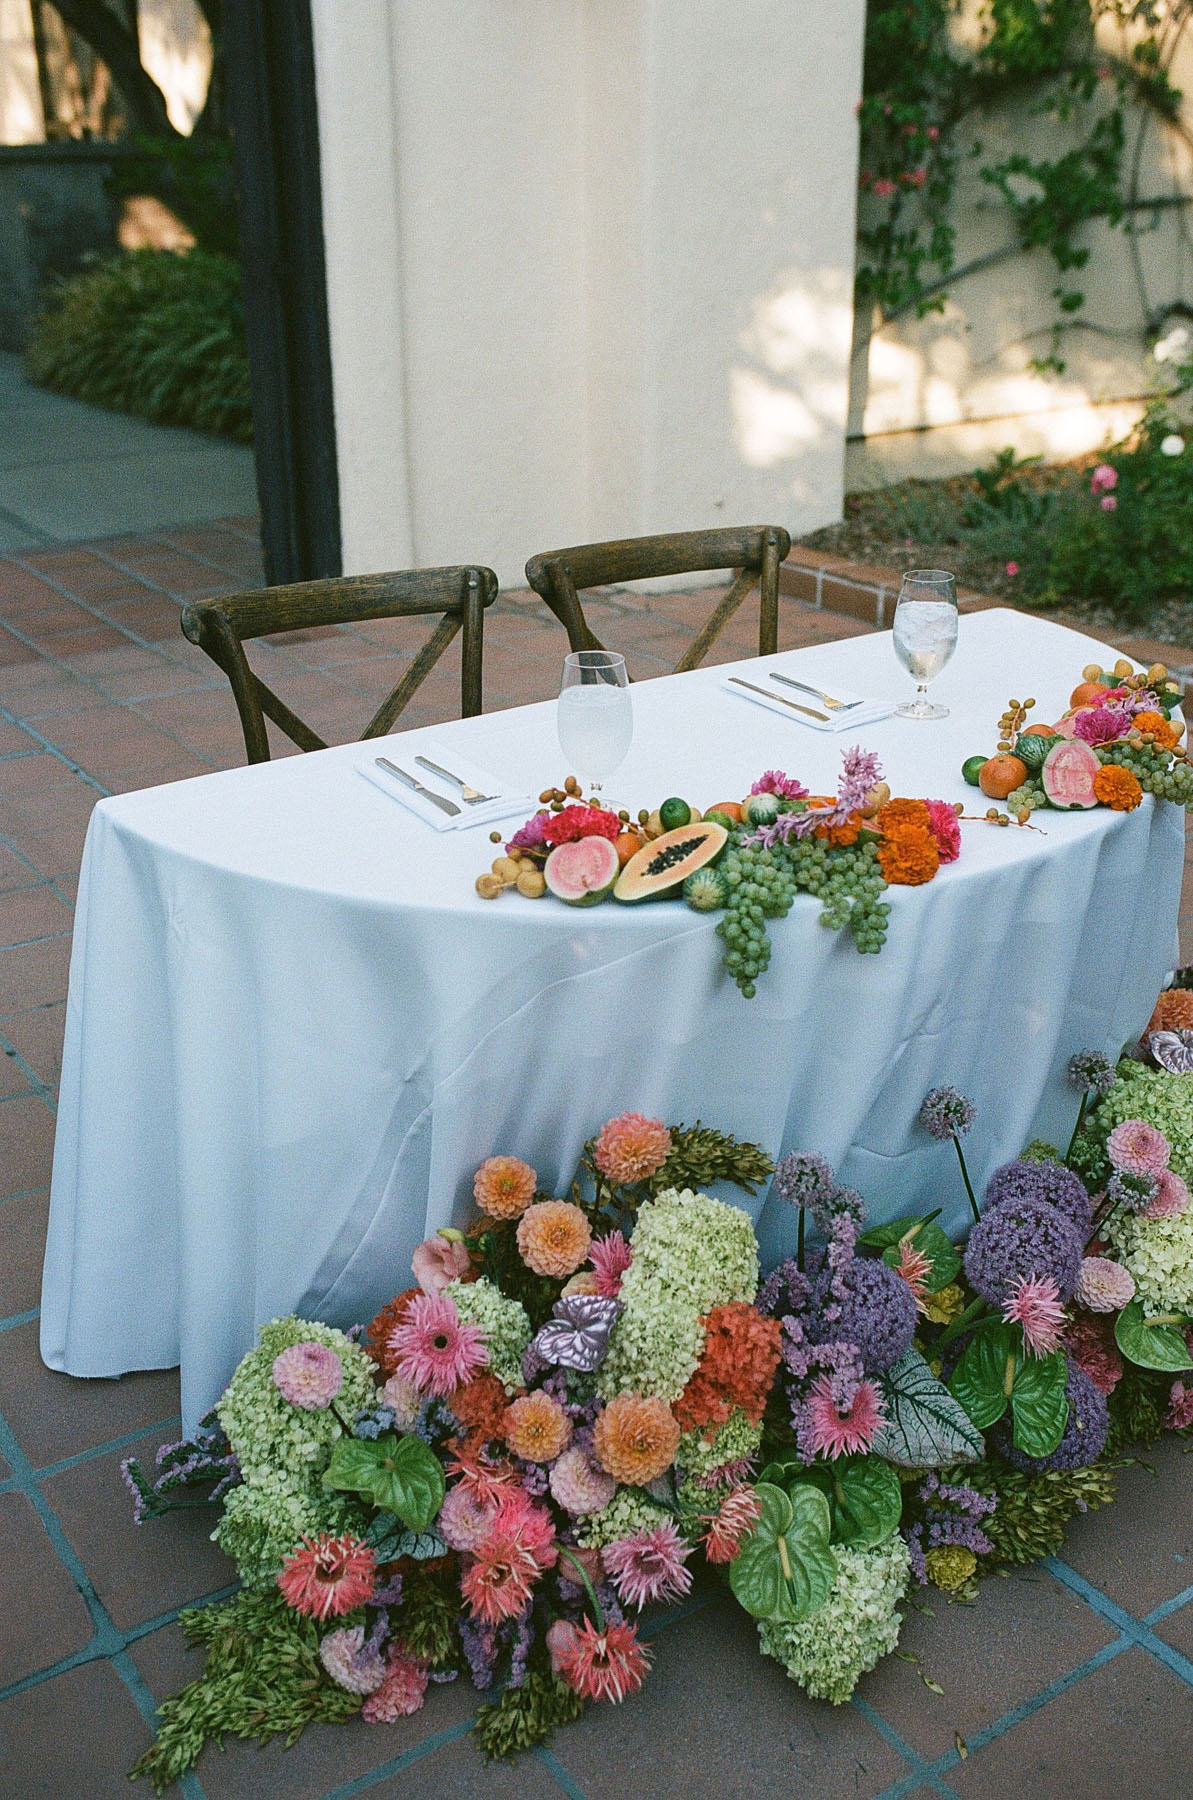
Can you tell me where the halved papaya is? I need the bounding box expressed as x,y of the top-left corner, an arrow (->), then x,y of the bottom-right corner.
613,821 -> 728,902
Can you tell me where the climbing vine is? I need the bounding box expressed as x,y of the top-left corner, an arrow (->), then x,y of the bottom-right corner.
857,0 -> 1192,365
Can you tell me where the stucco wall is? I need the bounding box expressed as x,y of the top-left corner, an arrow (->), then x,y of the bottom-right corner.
310,1 -> 867,586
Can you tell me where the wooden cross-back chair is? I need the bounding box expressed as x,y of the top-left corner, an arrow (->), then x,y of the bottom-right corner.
524,525 -> 792,674
181,565 -> 498,764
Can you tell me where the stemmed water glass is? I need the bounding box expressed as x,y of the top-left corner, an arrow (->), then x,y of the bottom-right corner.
892,570 -> 958,720
556,650 -> 632,796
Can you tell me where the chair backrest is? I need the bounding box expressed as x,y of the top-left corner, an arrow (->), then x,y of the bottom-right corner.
524,525 -> 792,673
181,565 -> 498,763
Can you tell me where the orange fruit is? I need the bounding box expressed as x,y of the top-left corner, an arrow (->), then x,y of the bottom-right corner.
614,831 -> 643,867
709,800 -> 742,822
1069,681 -> 1110,709
1020,723 -> 1056,738
978,754 -> 1028,799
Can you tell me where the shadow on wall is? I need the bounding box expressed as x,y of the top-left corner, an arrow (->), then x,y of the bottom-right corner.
732,266 -> 854,507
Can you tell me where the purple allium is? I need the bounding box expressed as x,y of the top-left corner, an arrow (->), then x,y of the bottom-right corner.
822,1256 -> 917,1373
1068,1050 -> 1116,1098
983,1159 -> 1093,1236
1001,1358 -> 1109,1472
919,1086 -> 975,1141
963,1198 -> 1083,1305
750,769 -> 809,800
773,1151 -> 837,1211
817,1185 -> 868,1232
271,1341 -> 344,1410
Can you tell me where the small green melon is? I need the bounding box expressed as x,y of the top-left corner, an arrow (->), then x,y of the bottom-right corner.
683,867 -> 729,912
745,792 -> 781,826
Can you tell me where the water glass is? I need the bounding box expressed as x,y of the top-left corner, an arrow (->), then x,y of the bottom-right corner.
892,570 -> 958,720
557,650 -> 632,795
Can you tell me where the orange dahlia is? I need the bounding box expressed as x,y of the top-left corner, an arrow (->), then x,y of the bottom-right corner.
1092,763 -> 1142,811
473,1155 -> 537,1219
366,1288 -> 419,1377
592,1113 -> 672,1184
516,1201 -> 592,1278
877,821 -> 940,886
451,1372 -> 513,1439
593,1394 -> 681,1485
674,1302 -> 782,1434
503,1391 -> 572,1462
1148,987 -> 1193,1034
1133,710 -> 1180,749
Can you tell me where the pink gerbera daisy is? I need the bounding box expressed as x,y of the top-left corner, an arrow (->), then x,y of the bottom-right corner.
387,1290 -> 487,1398
805,1375 -> 886,1459
592,1113 -> 672,1184
590,1230 -> 632,1298
460,1532 -> 540,1625
702,1486 -> 764,1564
1106,1119 -> 1171,1178
1002,1273 -> 1066,1357
277,1534 -> 376,1621
552,1617 -> 651,1704
602,1521 -> 693,1609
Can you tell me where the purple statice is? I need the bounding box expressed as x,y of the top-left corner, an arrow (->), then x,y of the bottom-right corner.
983,1159 -> 1093,1236
354,1404 -> 397,1440
506,811 -> 552,855
905,1474 -> 997,1585
822,1256 -> 917,1374
371,1572 -> 404,1606
757,1257 -> 813,1318
918,1086 -> 975,1142
521,1341 -> 551,1386
1000,1359 -> 1109,1472
1068,1050 -> 1117,1098
750,769 -> 809,800
773,1151 -> 837,1212
964,1198 -> 1083,1305
121,1412 -> 238,1523
507,1603 -> 535,1689
459,1616 -> 499,1690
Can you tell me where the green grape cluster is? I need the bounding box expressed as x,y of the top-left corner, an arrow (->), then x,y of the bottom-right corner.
714,830 -> 891,997
1006,780 -> 1046,812
1097,740 -> 1193,807
714,840 -> 796,998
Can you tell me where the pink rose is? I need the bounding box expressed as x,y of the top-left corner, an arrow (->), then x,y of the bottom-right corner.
1090,463 -> 1118,495
411,1233 -> 472,1293
1100,494 -> 1118,512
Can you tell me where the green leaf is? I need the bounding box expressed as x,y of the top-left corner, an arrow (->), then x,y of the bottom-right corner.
859,1215 -> 960,1292
798,1455 -> 904,1549
1115,1300 -> 1193,1372
872,1348 -> 985,1467
729,1482 -> 836,1624
949,1324 -> 1018,1430
364,1512 -> 447,1562
322,1433 -> 445,1529
1010,1352 -> 1069,1458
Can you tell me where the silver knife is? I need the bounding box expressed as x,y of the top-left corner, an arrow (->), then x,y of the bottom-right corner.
770,672 -> 862,710
374,757 -> 461,816
727,677 -> 828,722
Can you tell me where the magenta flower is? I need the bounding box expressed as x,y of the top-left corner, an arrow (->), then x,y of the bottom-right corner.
1090,463 -> 1118,494
924,799 -> 961,863
602,1521 -> 693,1610
1002,1274 -> 1066,1357
1107,1119 -> 1171,1178
590,1230 -> 632,1298
1100,494 -> 1118,513
750,770 -> 809,801
1005,560 -> 1019,577
805,1373 -> 885,1459
271,1341 -> 344,1410
1073,704 -> 1134,745
411,1233 -> 472,1294
388,1291 -> 487,1398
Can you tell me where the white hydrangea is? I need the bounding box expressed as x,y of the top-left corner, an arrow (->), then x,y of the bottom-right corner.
447,1277 -> 531,1392
757,1535 -> 912,1703
575,1485 -> 673,1550
217,1316 -> 378,1498
1103,1205 -> 1193,1317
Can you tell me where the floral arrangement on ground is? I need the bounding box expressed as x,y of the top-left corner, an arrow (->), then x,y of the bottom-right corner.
124,984 -> 1193,1791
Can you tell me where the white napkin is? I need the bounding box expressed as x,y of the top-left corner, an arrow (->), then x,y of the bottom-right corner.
723,674 -> 895,733
358,740 -> 534,832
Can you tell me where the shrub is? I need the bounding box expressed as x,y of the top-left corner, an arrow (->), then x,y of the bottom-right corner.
25,249 -> 252,443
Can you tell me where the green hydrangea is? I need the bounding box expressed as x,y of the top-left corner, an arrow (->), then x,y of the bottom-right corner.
599,1189 -> 759,1402
1073,1065 -> 1193,1188
756,1535 -> 911,1703
575,1485 -> 672,1550
217,1317 -> 378,1499
1104,1203 -> 1193,1316
675,1409 -> 763,1483
213,1481 -> 367,1589
447,1277 -> 531,1392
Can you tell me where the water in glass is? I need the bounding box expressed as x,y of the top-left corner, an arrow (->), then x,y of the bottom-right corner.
892,570 -> 958,720
557,651 -> 632,792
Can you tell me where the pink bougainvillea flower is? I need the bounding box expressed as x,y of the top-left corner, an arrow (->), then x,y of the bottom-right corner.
750,770 -> 809,801
553,1618 -> 651,1704
1107,1119 -> 1171,1178
592,1113 -> 672,1184
805,1374 -> 886,1459
1090,463 -> 1118,494
1002,1273 -> 1066,1357
277,1534 -> 376,1621
411,1233 -> 472,1294
589,1230 -> 632,1298
1145,1169 -> 1189,1220
872,177 -> 897,198
271,1341 -> 344,1410
602,1521 -> 693,1610
388,1290 -> 487,1398
1005,561 -> 1019,577
702,1486 -> 764,1564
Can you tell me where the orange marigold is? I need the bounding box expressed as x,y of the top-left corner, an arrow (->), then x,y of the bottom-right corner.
1133,710 -> 1180,750
592,1394 -> 681,1485
516,1201 -> 592,1278
451,1372 -> 513,1439
877,797 -> 932,832
473,1156 -> 537,1219
366,1289 -> 419,1377
674,1302 -> 783,1434
1092,763 -> 1142,812
503,1391 -> 573,1462
876,820 -> 940,886
1148,987 -> 1193,1034
809,798 -> 863,848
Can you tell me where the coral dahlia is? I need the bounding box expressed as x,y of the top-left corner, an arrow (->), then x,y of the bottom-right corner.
473,1155 -> 537,1219
361,1647 -> 429,1722
593,1112 -> 673,1185
388,1290 -> 488,1398
277,1534 -> 376,1620
593,1394 -> 681,1485
702,1486 -> 763,1564
553,1617 -> 651,1704
503,1390 -> 572,1462
516,1201 -> 592,1278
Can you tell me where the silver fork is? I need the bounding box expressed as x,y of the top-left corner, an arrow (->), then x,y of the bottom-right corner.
769,673 -> 862,711
414,755 -> 495,804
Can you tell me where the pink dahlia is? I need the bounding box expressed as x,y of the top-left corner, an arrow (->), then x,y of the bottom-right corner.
1075,1256 -> 1135,1313
1073,705 -> 1134,746
1145,1169 -> 1189,1220
361,1647 -> 429,1722
1002,1273 -> 1066,1357
1066,1312 -> 1123,1395
924,799 -> 962,864
592,1112 -> 672,1184
318,1624 -> 386,1696
1165,1380 -> 1193,1431
388,1290 -> 487,1398
702,1487 -> 764,1564
411,1232 -> 472,1294
380,1371 -> 423,1431
590,1230 -> 632,1299
277,1534 -> 376,1621
549,1445 -> 617,1516
437,1483 -> 498,1553
1107,1119 -> 1171,1178
460,1533 -> 540,1626
602,1521 -> 693,1610
271,1341 -> 344,1410
805,1374 -> 886,1459
553,1617 -> 651,1704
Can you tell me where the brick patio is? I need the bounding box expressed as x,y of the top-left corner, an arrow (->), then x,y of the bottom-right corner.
1,521 -> 1192,1799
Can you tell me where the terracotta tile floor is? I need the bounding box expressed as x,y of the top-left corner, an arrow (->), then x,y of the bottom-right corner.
1,520 -> 1192,1798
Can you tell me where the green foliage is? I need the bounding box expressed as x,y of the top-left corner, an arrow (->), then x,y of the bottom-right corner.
106,133 -> 239,256
871,1347 -> 986,1467
950,1324 -> 1070,1456
129,1590 -> 360,1791
1115,1299 -> 1193,1372
473,1671 -> 585,1760
729,1482 -> 837,1623
322,1432 -> 446,1528
1105,1363 -> 1170,1451
650,1123 -> 775,1197
399,1564 -> 461,1667
26,250 -> 252,442
968,1458 -> 1118,1564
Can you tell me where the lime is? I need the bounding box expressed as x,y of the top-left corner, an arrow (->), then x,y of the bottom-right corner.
961,756 -> 987,787
659,796 -> 692,830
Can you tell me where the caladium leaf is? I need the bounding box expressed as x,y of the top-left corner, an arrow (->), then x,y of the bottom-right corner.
871,1349 -> 984,1467
729,1482 -> 835,1624
322,1432 -> 444,1529
531,1294 -> 621,1372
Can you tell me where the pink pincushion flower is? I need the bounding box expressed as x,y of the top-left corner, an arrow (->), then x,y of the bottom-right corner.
388,1291 -> 487,1398
278,1534 -> 376,1621
549,1445 -> 616,1516
750,770 -> 809,800
924,800 -> 961,864
702,1487 -> 764,1563
411,1233 -> 472,1294
1076,1256 -> 1135,1312
1090,463 -> 1118,494
361,1647 -> 429,1722
271,1341 -> 344,1410
553,1617 -> 651,1704
1145,1169 -> 1189,1219
806,1374 -> 886,1459
592,1113 -> 672,1184
1107,1119 -> 1171,1178
1165,1380 -> 1193,1430
1073,704 -> 1134,745
602,1521 -> 693,1609
590,1230 -> 632,1298
1002,1273 -> 1066,1356
460,1533 -> 540,1625
437,1483 -> 498,1553
319,1625 -> 386,1696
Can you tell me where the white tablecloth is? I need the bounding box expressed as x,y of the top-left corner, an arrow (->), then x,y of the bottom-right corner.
41,611 -> 1183,1429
